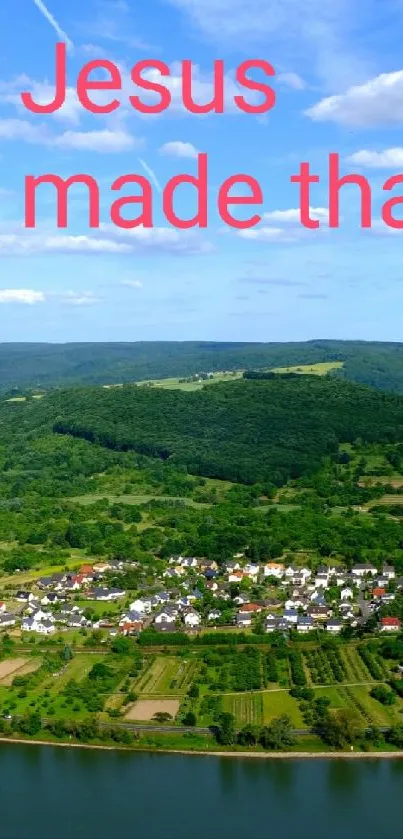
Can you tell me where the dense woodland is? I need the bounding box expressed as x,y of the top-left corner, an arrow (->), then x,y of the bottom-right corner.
5,339 -> 403,393
47,376 -> 403,484
0,375 -> 403,583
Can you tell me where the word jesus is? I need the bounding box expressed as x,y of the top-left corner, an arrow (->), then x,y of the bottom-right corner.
20,43 -> 276,116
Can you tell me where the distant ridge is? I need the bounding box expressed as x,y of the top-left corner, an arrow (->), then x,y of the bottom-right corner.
3,339 -> 403,394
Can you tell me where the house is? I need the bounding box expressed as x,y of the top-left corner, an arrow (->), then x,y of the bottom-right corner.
309,605 -> 332,621
380,617 -> 401,632
265,618 -> 277,633
263,562 -> 285,579
93,561 -> 111,573
206,580 -> 219,592
90,587 -> 125,601
297,616 -> 314,633
16,591 -> 34,603
282,609 -> 298,624
243,563 -> 260,578
372,588 -> 386,600
41,593 -> 60,606
275,618 -> 290,632
382,565 -> 396,580
208,609 -> 221,621
154,607 -> 178,627
236,612 -> 253,627
352,564 -> 377,578
314,573 -> 330,589
184,609 -> 201,628
228,570 -> 244,583
0,613 -> 16,629
120,621 -> 142,635
0,603 -> 6,614
199,559 -> 218,572
181,556 -> 198,569
67,616 -> 87,629
22,617 -> 55,634
341,587 -> 354,601
238,603 -> 262,614
60,604 -> 81,616
326,619 -> 342,633
130,598 -> 152,614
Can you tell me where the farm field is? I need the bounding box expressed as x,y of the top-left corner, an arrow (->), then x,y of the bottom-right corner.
134,372 -> 243,391
125,698 -> 180,721
0,658 -> 33,683
270,361 -> 344,376
223,693 -> 263,726
135,656 -> 198,697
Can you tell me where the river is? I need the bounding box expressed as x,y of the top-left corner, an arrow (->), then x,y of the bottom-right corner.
0,745 -> 402,839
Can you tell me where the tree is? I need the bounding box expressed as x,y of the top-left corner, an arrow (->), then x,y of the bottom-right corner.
319,709 -> 361,749
259,714 -> 296,751
370,685 -> 396,706
216,712 -> 236,745
182,711 -> 196,726
153,712 -> 173,723
237,724 -> 260,746
188,684 -> 200,699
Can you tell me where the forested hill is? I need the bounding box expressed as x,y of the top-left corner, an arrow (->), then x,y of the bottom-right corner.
12,375 -> 403,487
5,339 -> 403,394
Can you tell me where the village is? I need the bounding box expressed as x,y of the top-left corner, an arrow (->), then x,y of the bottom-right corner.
0,553 -> 400,640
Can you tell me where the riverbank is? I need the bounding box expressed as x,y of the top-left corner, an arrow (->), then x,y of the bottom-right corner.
1,736 -> 403,760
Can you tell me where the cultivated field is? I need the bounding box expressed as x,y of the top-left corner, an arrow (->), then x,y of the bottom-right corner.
0,658 -> 31,683
223,693 -> 263,726
125,699 -> 180,721
270,361 -> 344,376
0,658 -> 41,686
135,656 -> 197,696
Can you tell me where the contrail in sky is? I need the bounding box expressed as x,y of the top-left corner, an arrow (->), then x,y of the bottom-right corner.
33,0 -> 74,51
138,158 -> 162,193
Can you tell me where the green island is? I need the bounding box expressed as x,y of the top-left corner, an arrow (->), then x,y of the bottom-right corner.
2,353 -> 403,756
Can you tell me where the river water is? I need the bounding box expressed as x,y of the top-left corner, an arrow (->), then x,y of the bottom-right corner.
0,744 -> 402,839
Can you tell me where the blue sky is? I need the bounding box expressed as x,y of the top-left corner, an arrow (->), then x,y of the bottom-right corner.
2,0 -> 403,342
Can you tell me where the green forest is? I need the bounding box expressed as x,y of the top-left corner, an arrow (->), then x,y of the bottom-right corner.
5,339 -> 403,393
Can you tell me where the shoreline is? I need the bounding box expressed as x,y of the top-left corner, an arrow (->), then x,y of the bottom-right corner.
0,736 -> 403,760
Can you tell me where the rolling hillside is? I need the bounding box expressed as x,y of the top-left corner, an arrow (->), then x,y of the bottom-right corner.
4,339 -> 403,394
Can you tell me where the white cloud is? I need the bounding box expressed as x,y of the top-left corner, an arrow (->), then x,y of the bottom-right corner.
159,141 -> 199,159
0,118 -> 141,153
121,279 -> 143,288
346,148 -> 403,168
0,233 -> 132,255
2,77 -> 82,125
33,0 -> 74,51
0,288 -> 45,304
0,118 -> 50,144
238,227 -> 297,242
306,70 -> 403,127
55,129 -> 139,153
59,291 -> 100,306
163,0 -> 367,90
263,207 -> 329,223
277,72 -> 306,90
0,226 -> 212,257
237,205 -> 330,243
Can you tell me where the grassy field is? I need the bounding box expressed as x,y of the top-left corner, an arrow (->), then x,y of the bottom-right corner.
270,361 -> 344,376
70,493 -> 209,508
262,690 -> 305,727
134,372 -> 243,391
